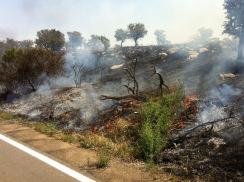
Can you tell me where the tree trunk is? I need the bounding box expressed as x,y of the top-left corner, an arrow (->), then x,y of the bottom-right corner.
121,41 -> 123,47
134,39 -> 138,47
27,79 -> 36,92
238,30 -> 244,61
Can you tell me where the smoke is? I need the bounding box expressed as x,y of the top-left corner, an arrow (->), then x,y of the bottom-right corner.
197,84 -> 241,124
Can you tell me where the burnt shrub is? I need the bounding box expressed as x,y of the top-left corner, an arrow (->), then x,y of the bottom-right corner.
0,48 -> 64,93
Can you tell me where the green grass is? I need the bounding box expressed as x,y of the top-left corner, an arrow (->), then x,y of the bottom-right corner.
138,89 -> 182,162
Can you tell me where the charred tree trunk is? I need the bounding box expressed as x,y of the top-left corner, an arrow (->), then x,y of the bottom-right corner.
121,41 -> 124,47
238,30 -> 244,61
27,79 -> 36,92
134,39 -> 138,47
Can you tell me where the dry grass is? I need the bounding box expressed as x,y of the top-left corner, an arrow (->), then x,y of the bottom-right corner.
0,111 -> 16,120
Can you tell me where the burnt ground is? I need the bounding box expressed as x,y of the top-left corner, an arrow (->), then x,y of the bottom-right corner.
0,45 -> 244,181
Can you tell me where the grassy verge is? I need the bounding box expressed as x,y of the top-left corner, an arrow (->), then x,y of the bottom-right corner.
0,87 -> 183,166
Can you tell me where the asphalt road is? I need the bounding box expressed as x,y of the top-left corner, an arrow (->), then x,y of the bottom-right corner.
0,139 -> 80,182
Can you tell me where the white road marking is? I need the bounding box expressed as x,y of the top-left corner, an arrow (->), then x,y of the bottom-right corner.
0,133 -> 96,182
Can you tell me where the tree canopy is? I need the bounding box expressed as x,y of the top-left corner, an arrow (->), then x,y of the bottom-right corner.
114,29 -> 128,47
127,23 -> 147,46
36,29 -> 65,52
154,30 -> 170,46
224,0 -> 244,59
67,31 -> 84,50
0,48 -> 64,92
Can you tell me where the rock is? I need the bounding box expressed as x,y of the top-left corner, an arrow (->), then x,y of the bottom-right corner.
208,137 -> 226,149
219,73 -> 237,80
199,48 -> 209,53
158,52 -> 168,59
188,51 -> 199,60
110,64 -> 124,70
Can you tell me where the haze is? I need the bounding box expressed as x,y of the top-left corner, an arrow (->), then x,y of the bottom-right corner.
0,0 -> 225,45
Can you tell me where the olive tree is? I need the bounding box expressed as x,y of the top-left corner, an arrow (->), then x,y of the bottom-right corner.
36,29 -> 65,52
114,29 -> 128,47
127,23 -> 147,46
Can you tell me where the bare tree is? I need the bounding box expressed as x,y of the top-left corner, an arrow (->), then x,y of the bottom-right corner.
72,63 -> 84,87
152,66 -> 169,94
123,58 -> 139,95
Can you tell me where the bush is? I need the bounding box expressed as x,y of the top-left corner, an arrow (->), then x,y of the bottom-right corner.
0,48 -> 64,93
138,90 -> 182,162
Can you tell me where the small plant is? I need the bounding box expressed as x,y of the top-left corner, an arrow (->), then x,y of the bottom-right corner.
34,122 -> 58,137
96,149 -> 111,169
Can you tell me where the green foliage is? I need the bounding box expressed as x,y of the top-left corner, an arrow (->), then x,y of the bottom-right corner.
138,90 -> 182,162
36,29 -> 65,52
67,31 -> 84,50
87,35 -> 110,51
223,0 -> 244,37
114,29 -> 128,47
127,23 -> 147,46
0,48 -> 64,92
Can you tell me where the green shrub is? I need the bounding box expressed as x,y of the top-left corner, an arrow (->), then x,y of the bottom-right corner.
138,90 -> 182,162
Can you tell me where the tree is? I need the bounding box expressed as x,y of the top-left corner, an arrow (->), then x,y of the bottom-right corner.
100,36 -> 110,51
19,40 -> 34,49
127,23 -> 147,46
87,35 -> 110,51
197,28 -> 213,42
224,0 -> 244,60
5,38 -> 19,49
87,35 -> 103,51
35,29 -> 65,52
154,30 -> 170,46
0,48 -> 64,92
67,31 -> 84,50
114,29 -> 128,47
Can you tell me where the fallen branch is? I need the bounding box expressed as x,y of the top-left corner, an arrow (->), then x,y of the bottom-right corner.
171,116 -> 235,143
100,94 -> 144,101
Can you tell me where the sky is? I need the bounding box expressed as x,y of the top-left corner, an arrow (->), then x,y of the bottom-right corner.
0,0 -> 226,46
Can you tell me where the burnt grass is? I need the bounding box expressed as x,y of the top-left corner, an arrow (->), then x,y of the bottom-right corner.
161,128 -> 244,181
1,45 -> 244,181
